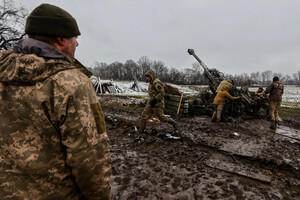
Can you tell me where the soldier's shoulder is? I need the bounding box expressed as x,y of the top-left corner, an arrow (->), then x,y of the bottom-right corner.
154,78 -> 163,85
0,48 -> 14,56
50,69 -> 93,94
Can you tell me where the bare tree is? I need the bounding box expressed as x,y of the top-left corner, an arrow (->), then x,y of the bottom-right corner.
293,70 -> 300,85
92,61 -> 107,77
250,72 -> 260,85
151,60 -> 165,78
281,74 -> 292,85
261,70 -> 272,85
124,59 -> 138,80
168,67 -> 182,83
137,56 -> 151,79
0,0 -> 28,50
107,62 -> 123,80
191,62 -> 202,73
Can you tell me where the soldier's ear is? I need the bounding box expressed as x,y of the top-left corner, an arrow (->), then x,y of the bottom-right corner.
56,37 -> 66,46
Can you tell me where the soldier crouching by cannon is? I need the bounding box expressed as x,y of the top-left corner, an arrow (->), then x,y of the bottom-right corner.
212,82 -> 240,123
253,87 -> 270,117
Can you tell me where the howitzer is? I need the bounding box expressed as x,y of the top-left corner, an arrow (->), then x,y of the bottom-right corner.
188,49 -> 220,94
188,49 -> 257,117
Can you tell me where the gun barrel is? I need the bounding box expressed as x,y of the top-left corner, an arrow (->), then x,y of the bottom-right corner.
187,49 -> 210,72
187,49 -> 219,93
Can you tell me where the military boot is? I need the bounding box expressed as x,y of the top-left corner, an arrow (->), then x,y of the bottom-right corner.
168,118 -> 178,130
139,120 -> 147,134
270,120 -> 276,130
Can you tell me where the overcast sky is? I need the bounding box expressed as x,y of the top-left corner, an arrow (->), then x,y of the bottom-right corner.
15,0 -> 300,76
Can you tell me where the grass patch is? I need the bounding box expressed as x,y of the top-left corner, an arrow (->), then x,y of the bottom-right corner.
279,101 -> 300,117
280,107 -> 300,118
281,101 -> 300,108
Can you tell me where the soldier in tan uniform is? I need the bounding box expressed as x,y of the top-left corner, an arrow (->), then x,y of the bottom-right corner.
211,88 -> 240,122
0,4 -> 112,199
140,70 -> 177,133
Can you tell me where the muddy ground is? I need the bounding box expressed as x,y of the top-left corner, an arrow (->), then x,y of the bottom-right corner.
100,96 -> 300,200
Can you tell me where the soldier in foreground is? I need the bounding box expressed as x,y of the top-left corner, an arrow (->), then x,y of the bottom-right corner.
211,88 -> 240,122
265,76 -> 284,129
0,4 -> 112,199
140,70 -> 177,133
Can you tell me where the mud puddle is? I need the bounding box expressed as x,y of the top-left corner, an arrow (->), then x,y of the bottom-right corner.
205,153 -> 272,183
275,125 -> 300,141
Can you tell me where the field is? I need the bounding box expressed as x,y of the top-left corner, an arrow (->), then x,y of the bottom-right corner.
99,83 -> 300,199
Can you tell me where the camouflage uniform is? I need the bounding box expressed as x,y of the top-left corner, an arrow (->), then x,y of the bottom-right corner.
140,70 -> 176,132
211,104 -> 224,122
269,101 -> 281,121
0,38 -> 112,199
216,79 -> 233,92
142,70 -> 167,120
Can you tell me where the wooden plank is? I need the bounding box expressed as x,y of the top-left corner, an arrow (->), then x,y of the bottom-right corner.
166,95 -> 188,102
165,106 -> 188,115
165,109 -> 188,117
165,103 -> 180,110
165,108 -> 176,115
165,100 -> 180,107
164,94 -> 189,117
165,100 -> 188,109
165,106 -> 188,113
165,98 -> 188,105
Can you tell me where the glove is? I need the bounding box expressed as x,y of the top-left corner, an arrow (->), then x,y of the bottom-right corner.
150,99 -> 157,108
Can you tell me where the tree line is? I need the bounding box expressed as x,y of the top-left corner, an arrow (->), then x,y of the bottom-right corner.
88,56 -> 300,86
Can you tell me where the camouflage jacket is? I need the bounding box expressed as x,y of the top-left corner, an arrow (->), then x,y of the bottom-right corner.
145,70 -> 165,108
265,81 -> 284,101
216,79 -> 233,92
0,38 -> 112,200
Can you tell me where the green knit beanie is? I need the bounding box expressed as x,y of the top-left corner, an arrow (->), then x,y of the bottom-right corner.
25,4 -> 81,37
